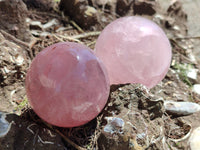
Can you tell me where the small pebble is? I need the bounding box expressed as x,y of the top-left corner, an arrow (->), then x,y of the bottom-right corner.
189,127 -> 200,150
110,117 -> 124,128
0,112 -> 11,138
164,101 -> 200,115
103,117 -> 124,136
187,68 -> 198,80
193,84 -> 200,95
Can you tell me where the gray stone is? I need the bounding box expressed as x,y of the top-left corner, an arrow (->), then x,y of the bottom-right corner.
164,101 -> 200,116
189,127 -> 200,150
0,0 -> 32,42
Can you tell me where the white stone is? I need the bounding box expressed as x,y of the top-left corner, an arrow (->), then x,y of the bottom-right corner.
0,112 -> 11,138
193,84 -> 200,95
187,68 -> 198,80
189,127 -> 200,150
164,101 -> 200,115
103,117 -> 124,136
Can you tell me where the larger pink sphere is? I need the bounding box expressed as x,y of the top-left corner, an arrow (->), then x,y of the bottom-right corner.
95,16 -> 172,88
26,42 -> 110,127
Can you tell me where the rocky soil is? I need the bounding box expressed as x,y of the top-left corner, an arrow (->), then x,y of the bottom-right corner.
0,0 -> 200,150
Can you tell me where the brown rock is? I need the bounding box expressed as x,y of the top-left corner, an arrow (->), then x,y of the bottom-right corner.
98,132 -> 129,150
22,0 -> 56,11
0,33 -> 29,113
116,0 -> 133,16
133,0 -> 156,16
165,1 -> 187,34
59,0 -> 98,29
167,1 -> 187,20
0,0 -> 32,42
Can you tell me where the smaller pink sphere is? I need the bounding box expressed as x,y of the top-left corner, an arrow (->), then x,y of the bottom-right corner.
26,42 -> 110,127
95,16 -> 172,88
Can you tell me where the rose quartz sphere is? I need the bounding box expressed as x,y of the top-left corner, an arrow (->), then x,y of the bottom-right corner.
26,42 -> 110,127
95,16 -> 172,88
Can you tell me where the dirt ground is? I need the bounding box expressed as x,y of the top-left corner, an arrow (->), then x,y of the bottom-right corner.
0,0 -> 200,150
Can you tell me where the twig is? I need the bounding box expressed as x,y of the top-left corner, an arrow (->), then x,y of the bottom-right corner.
54,31 -> 100,46
71,31 -> 101,39
170,39 -> 196,64
91,114 -> 103,150
0,29 -> 29,48
0,30 -> 34,59
55,34 -> 83,43
174,36 -> 200,40
27,123 -> 37,134
70,20 -> 84,33
52,34 -> 65,42
29,38 -> 39,49
170,39 -> 186,50
87,40 -> 96,47
44,123 -> 86,150
33,11 -> 63,19
33,129 -> 39,146
38,135 -> 54,145
55,129 -> 87,150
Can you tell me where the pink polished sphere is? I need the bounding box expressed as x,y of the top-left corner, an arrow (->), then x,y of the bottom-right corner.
95,16 -> 172,88
26,42 -> 110,127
